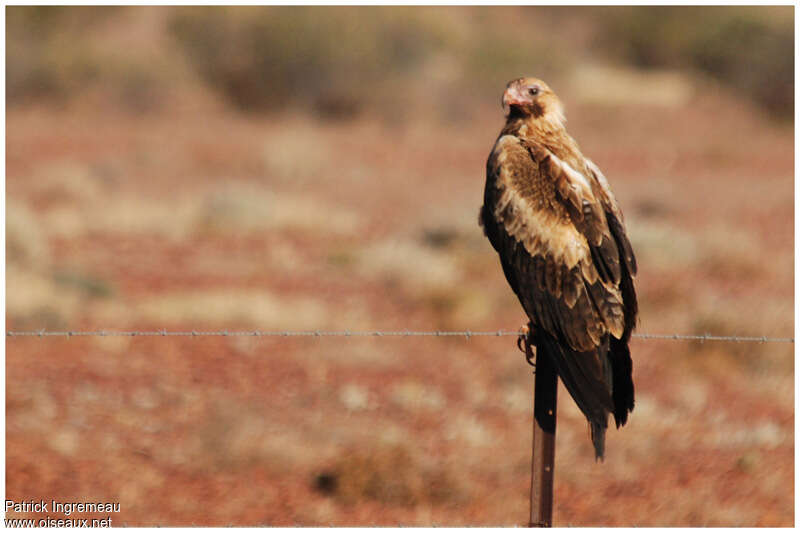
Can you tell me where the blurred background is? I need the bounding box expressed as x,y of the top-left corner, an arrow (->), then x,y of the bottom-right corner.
6,6 -> 793,526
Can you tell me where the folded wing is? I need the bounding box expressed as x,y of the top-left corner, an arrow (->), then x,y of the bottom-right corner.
481,134 -> 638,455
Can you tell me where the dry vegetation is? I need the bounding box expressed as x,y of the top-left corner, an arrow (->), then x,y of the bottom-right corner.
6,6 -> 793,526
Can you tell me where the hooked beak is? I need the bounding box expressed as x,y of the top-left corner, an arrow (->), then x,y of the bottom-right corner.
502,86 -> 527,116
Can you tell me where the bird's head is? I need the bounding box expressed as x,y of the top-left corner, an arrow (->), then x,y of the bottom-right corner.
502,77 -> 565,126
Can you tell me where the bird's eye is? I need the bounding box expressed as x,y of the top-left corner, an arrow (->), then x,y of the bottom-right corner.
528,87 -> 539,96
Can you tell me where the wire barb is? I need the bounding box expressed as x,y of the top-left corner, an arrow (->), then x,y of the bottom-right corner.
4,330 -> 794,343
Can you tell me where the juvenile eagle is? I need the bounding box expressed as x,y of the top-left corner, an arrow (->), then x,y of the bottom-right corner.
480,78 -> 638,459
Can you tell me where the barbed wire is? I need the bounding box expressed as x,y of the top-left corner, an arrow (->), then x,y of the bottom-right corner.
4,330 -> 794,343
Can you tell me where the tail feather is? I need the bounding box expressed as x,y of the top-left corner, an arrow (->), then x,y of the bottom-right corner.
609,337 -> 634,428
533,329 -> 611,460
590,422 -> 606,460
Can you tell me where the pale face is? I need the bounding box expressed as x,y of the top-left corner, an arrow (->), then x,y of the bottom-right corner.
502,77 -> 564,124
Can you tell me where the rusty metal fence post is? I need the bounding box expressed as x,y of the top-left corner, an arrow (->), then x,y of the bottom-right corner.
526,329 -> 557,527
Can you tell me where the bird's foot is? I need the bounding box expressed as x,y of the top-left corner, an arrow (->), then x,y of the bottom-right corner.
517,324 -> 535,368
516,325 -> 528,353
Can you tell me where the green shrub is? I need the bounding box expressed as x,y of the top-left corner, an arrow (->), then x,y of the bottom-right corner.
7,6 -> 168,111
689,12 -> 793,118
8,6 -> 793,119
169,6 -> 448,116
594,6 -> 793,118
6,6 -> 119,105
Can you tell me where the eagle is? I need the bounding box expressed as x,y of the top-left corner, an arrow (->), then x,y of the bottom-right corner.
480,78 -> 638,459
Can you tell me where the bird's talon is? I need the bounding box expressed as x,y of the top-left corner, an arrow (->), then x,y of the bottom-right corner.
517,324 -> 530,353
518,325 -> 536,368
525,348 -> 536,368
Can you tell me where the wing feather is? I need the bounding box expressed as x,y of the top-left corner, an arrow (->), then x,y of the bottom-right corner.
484,135 -> 625,347
586,158 -> 637,278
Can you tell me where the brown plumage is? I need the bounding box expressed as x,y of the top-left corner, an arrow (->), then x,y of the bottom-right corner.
480,78 -> 638,459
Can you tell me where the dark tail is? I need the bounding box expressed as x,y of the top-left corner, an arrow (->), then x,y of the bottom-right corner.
609,337 -> 634,428
533,328 -> 613,460
607,209 -> 638,428
590,422 -> 606,459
